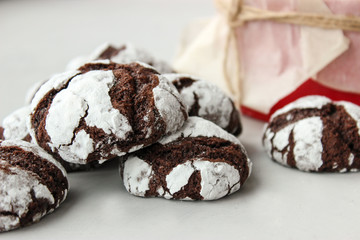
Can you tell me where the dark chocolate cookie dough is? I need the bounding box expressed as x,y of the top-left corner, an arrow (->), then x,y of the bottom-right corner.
0,127 -> 4,140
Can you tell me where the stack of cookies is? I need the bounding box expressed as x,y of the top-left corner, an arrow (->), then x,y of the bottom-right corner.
0,43 -> 252,232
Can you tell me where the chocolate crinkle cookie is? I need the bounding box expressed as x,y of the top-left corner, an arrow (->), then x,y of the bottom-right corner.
66,42 -> 174,74
0,140 -> 68,232
28,60 -> 188,165
1,107 -> 99,172
120,117 -> 252,201
263,95 -> 360,173
164,73 -> 242,136
1,106 -> 32,142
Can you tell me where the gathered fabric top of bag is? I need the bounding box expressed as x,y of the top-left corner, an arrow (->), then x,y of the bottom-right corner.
216,0 -> 360,31
174,0 -> 360,121
216,0 -> 360,103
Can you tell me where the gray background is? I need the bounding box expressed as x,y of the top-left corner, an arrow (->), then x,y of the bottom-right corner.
1,1 -> 359,239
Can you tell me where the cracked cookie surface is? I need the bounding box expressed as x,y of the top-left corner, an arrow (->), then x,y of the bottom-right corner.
1,107 -> 101,172
263,96 -> 360,172
0,140 -> 68,232
66,42 -> 173,74
164,73 -> 242,136
120,117 -> 252,201
1,107 -> 32,142
28,61 -> 187,165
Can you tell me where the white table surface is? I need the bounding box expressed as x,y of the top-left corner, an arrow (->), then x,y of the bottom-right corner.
1,1 -> 359,239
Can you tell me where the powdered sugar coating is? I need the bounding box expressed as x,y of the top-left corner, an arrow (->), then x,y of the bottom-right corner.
167,160 -> 241,200
165,161 -> 195,195
123,158 -> 242,201
66,42 -> 173,73
0,140 -> 68,232
63,70 -> 130,139
159,117 -> 241,146
153,75 -> 187,134
25,78 -> 103,171
164,73 -> 236,130
194,160 -> 241,199
30,62 -> 186,165
120,117 -> 252,201
349,153 -> 354,166
30,71 -> 80,113
293,117 -> 324,171
0,160 -> 54,232
46,90 -> 88,147
2,106 -> 31,141
263,96 -> 360,172
44,70 -> 131,164
122,156 -> 152,197
28,70 -> 79,148
0,140 -> 67,178
29,69 -> 132,164
57,130 -> 94,164
271,95 -> 331,120
264,124 -> 292,166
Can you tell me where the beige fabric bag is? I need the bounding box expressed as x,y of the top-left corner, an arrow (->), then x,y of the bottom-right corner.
174,0 -> 360,120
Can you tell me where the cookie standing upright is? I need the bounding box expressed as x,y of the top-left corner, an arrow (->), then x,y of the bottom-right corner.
0,140 -> 68,232
28,61 -> 188,165
120,117 -> 252,201
67,43 -> 173,74
164,73 -> 242,136
263,95 -> 360,172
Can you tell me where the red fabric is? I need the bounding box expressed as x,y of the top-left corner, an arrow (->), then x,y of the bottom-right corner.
241,78 -> 360,122
240,105 -> 269,122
